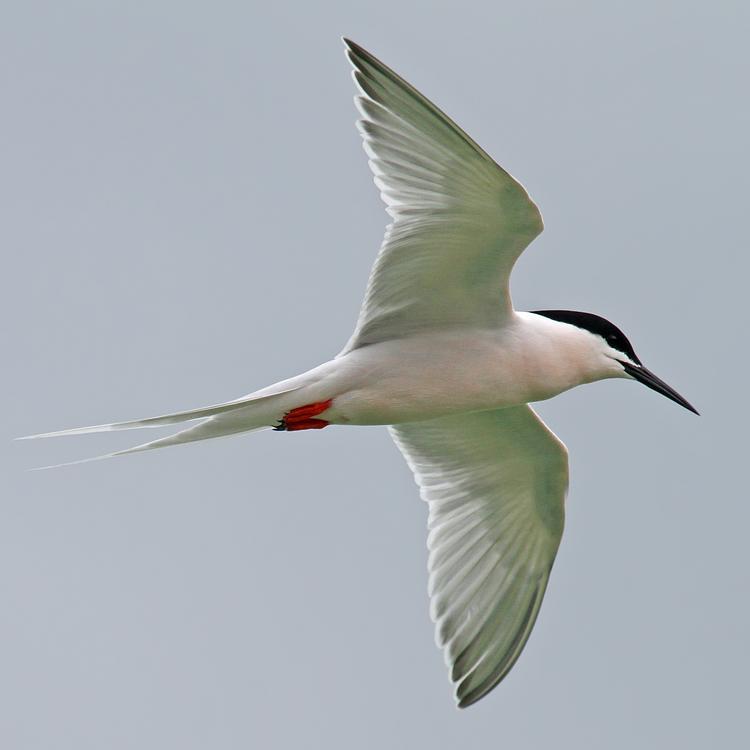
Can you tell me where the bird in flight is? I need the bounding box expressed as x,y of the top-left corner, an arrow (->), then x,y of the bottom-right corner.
22,39 -> 698,707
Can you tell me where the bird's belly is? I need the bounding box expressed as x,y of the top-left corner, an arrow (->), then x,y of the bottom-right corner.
321,332 -> 567,426
329,383 -> 510,425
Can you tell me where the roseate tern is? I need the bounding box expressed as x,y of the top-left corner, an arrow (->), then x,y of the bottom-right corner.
21,39 -> 698,707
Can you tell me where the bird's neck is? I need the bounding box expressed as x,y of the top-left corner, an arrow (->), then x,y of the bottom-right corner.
512,312 -> 617,401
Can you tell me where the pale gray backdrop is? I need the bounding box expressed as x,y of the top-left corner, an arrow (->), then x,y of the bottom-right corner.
3,1 -> 748,748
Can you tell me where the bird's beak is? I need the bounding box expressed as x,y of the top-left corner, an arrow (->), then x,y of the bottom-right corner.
620,362 -> 699,415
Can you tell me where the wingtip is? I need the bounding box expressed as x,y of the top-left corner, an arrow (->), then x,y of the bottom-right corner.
343,39 -> 359,68
454,686 -> 488,710
342,38 -> 372,65
454,687 -> 477,710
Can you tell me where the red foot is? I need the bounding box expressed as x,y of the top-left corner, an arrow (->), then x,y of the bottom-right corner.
276,399 -> 333,432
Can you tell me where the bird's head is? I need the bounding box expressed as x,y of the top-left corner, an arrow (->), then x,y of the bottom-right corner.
532,309 -> 699,415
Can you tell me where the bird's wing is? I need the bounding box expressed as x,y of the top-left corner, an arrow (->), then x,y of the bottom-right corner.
389,406 -> 568,707
340,40 -> 543,354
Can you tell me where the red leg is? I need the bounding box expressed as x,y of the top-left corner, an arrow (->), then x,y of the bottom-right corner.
275,399 -> 333,432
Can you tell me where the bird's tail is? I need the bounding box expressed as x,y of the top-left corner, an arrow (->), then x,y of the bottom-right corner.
18,386 -> 303,469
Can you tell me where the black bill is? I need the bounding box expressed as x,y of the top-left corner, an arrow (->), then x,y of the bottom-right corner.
620,362 -> 699,415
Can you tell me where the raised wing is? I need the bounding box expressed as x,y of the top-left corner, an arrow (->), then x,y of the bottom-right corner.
341,40 -> 543,354
390,407 -> 568,707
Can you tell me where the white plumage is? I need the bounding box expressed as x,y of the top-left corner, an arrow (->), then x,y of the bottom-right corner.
21,39 -> 697,707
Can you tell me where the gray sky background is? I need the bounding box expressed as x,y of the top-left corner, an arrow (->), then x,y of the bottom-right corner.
3,2 -> 748,748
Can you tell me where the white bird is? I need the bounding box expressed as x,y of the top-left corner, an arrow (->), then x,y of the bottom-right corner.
22,40 -> 698,708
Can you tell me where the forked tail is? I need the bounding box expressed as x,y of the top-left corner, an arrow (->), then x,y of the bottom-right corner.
19,386 -> 303,469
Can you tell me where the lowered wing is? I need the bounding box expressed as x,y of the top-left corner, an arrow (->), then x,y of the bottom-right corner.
390,406 -> 568,707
